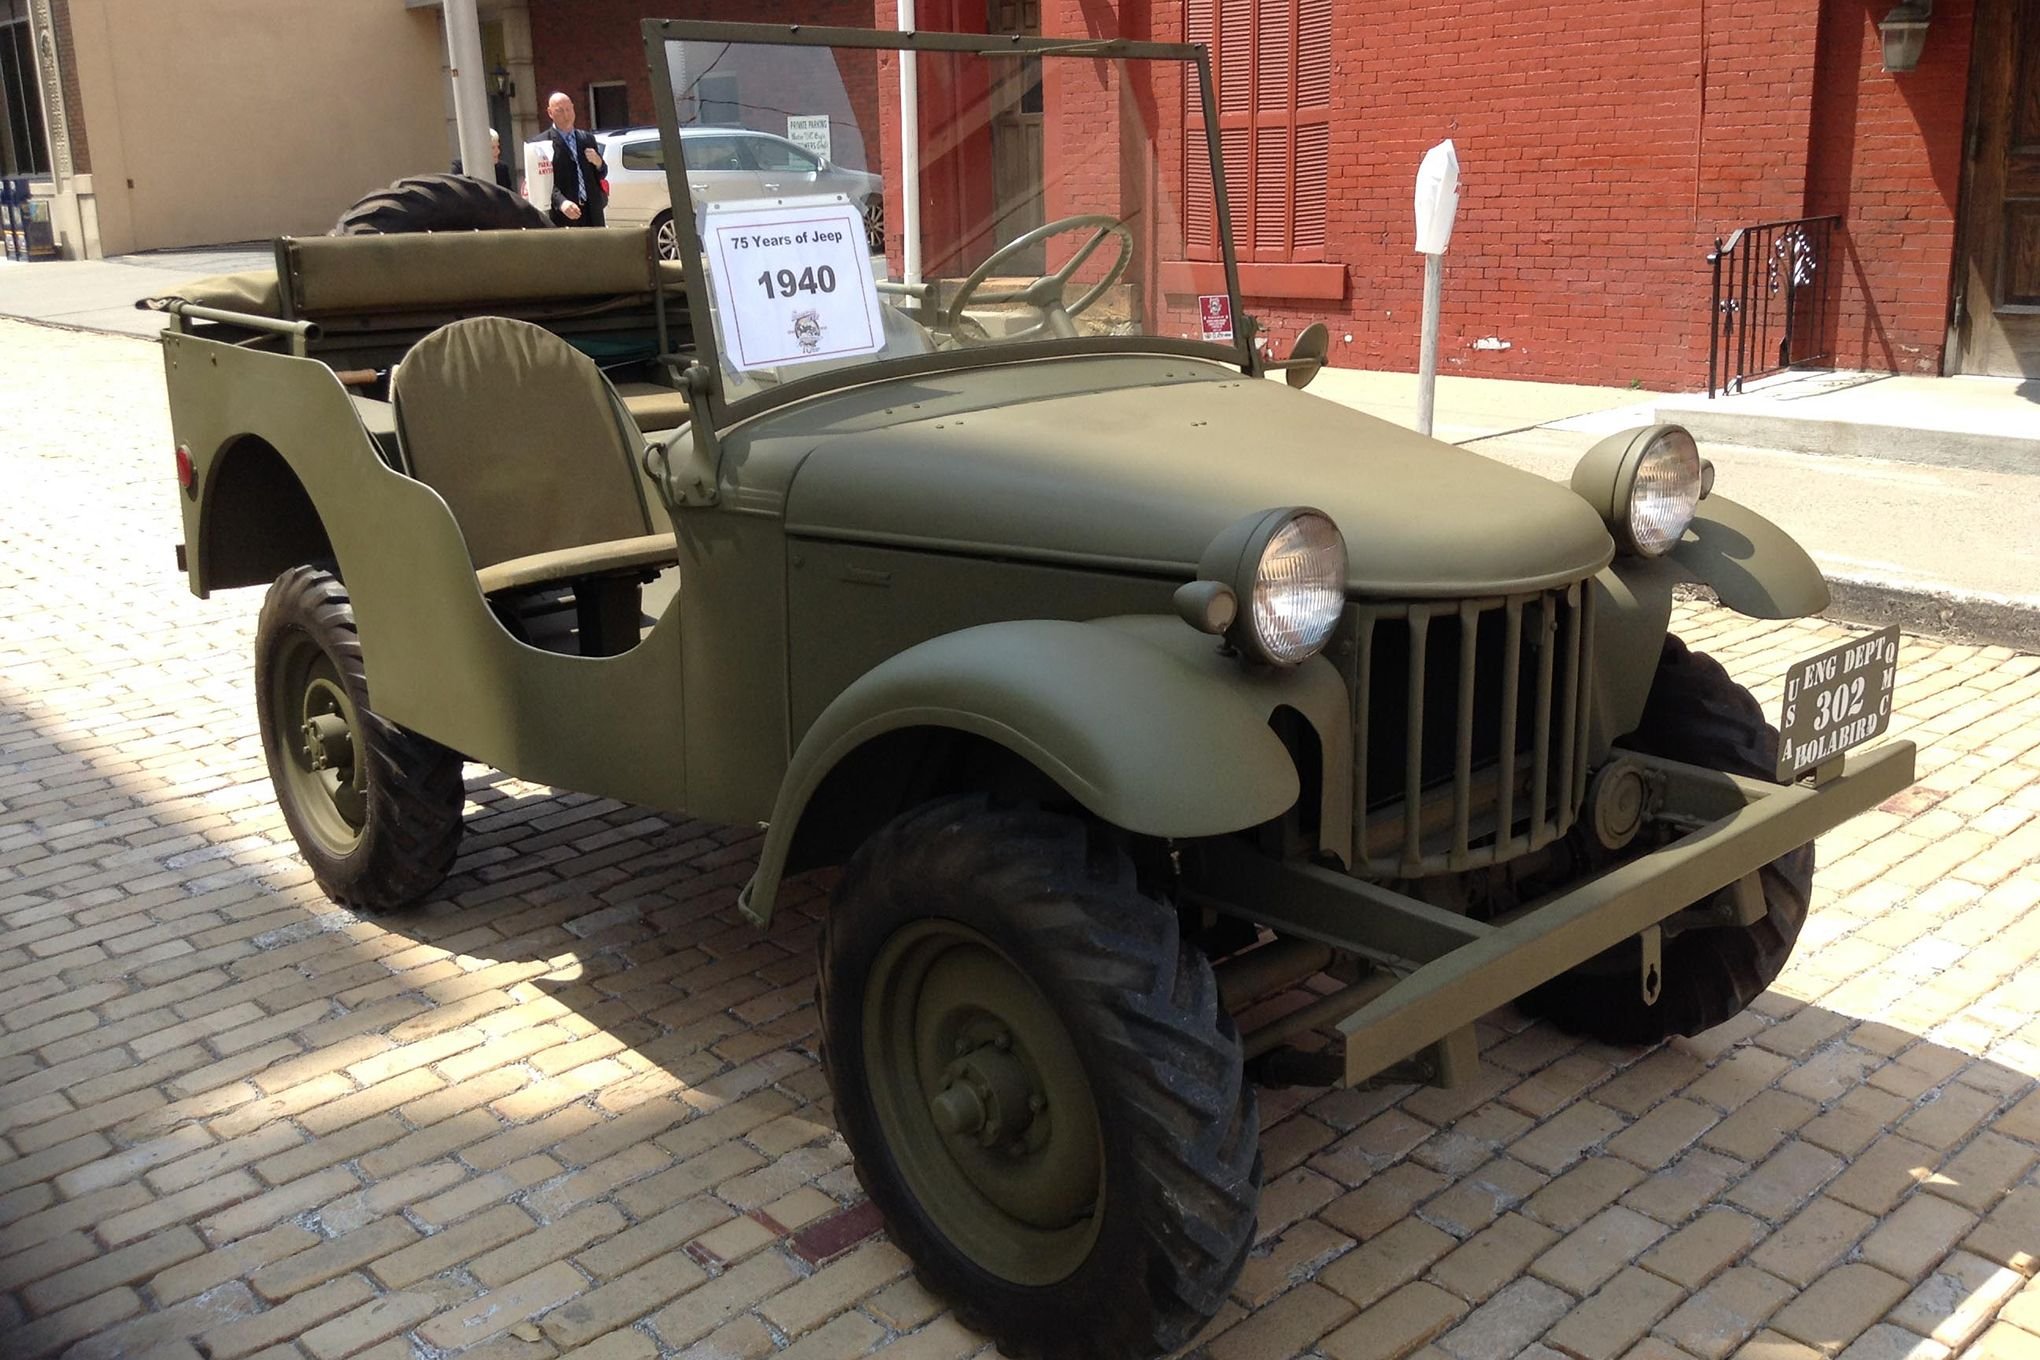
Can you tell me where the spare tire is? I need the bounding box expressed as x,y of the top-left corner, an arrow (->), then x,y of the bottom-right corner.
331,173 -> 550,235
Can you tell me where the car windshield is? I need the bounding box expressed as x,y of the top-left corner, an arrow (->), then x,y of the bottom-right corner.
652,26 -> 1248,416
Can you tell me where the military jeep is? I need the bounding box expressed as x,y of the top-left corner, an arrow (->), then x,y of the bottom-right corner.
159,20 -> 1915,1360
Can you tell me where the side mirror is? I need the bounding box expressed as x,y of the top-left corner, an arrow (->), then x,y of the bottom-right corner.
1267,322 -> 1331,390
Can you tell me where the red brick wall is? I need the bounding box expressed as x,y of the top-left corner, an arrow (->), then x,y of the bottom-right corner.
1151,0 -> 1832,387
545,0 -> 1970,389
1805,0 -> 1973,374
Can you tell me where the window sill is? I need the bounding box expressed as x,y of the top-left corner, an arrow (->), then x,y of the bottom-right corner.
1161,260 -> 1346,301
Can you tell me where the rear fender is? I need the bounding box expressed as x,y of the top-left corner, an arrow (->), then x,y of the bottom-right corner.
194,435 -> 336,593
164,330 -> 691,809
738,615 -> 1352,925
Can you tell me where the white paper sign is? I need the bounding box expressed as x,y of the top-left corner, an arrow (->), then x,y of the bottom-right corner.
705,196 -> 884,371
786,114 -> 832,163
1414,139 -> 1460,255
522,138 -> 553,206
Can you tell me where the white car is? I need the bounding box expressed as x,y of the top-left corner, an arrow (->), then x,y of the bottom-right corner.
591,125 -> 884,260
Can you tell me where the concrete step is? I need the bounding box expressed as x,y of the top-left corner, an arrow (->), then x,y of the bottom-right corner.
1655,371 -> 2039,475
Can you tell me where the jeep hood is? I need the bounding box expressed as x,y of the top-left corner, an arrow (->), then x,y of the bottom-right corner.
779,370 -> 1613,596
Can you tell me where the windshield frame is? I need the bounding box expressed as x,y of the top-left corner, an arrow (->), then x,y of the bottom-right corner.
641,18 -> 1252,434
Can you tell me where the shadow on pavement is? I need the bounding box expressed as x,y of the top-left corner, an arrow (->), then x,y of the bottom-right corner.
4,659 -> 2040,1359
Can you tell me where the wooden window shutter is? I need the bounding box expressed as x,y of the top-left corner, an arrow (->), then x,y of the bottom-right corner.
1294,0 -> 1331,258
1186,0 -> 1332,265
1185,0 -> 1218,259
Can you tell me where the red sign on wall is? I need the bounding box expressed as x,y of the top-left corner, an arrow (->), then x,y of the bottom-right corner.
1198,293 -> 1233,341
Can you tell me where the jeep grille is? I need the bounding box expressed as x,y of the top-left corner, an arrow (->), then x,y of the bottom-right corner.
1342,579 -> 1595,877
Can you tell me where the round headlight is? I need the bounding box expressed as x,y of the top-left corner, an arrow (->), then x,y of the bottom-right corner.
1625,428 -> 1701,557
1196,508 -> 1347,665
1251,512 -> 1347,663
1569,424 -> 1704,559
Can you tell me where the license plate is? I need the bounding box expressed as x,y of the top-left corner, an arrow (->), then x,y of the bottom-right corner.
1776,625 -> 1900,780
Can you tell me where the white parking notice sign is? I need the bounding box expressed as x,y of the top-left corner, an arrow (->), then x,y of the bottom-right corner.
704,196 -> 884,371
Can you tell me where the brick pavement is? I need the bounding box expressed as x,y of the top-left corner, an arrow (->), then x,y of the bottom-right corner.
2,317 -> 2040,1360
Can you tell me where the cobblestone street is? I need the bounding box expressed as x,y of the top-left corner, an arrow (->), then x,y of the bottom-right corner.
4,317 -> 2040,1360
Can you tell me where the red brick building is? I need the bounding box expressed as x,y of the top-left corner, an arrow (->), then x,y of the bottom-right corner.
531,0 -> 2037,390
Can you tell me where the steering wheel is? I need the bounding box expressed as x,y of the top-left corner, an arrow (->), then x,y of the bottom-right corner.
943,214 -> 1134,344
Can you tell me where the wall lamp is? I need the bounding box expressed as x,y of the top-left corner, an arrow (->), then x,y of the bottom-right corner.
490,65 -> 515,99
1879,0 -> 1932,73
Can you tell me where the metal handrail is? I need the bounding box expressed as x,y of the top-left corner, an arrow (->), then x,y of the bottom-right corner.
1706,214 -> 1840,397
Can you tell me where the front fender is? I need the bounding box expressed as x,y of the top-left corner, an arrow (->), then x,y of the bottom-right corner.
738,615 -> 1351,924
1670,494 -> 1830,620
1589,495 -> 1830,755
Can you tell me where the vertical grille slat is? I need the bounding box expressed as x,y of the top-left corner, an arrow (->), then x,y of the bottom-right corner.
1573,587 -> 1597,813
1529,599 -> 1555,844
1495,597 -> 1523,859
1352,608 -> 1375,860
1451,604 -> 1479,868
1348,581 -> 1592,878
1403,606 -> 1431,871
1555,580 -> 1582,838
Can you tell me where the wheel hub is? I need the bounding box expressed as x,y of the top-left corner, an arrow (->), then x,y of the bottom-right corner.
930,1028 -> 1048,1152
863,920 -> 1105,1286
270,658 -> 369,852
301,712 -> 353,772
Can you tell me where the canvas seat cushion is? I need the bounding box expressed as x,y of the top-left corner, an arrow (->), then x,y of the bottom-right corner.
473,533 -> 676,595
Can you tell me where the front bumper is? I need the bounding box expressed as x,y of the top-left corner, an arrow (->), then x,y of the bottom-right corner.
1189,738 -> 1916,1086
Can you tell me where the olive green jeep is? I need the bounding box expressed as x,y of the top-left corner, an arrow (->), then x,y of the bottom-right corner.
158,20 -> 1915,1360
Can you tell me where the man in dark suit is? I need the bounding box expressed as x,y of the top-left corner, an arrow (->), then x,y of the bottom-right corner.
545,92 -> 607,227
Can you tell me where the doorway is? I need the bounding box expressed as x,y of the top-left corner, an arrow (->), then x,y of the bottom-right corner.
1953,0 -> 2040,376
987,0 -> 1044,271
0,3 -> 48,178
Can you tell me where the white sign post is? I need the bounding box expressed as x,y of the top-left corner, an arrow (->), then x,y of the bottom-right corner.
786,115 -> 832,163
703,196 -> 886,371
1413,139 -> 1461,438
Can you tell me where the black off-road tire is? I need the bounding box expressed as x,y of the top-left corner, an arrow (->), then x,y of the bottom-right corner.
254,566 -> 465,911
819,798 -> 1260,1360
1524,636 -> 1814,1043
330,173 -> 549,235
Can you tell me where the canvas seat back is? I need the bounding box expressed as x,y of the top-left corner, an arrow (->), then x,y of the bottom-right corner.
392,315 -> 655,575
282,228 -> 659,318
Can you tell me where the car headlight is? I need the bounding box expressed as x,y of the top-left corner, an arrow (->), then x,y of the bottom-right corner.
1570,425 -> 1704,558
1184,508 -> 1347,665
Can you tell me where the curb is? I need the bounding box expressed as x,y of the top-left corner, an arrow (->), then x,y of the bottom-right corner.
1823,576 -> 2040,655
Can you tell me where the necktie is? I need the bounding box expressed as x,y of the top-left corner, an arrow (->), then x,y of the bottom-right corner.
566,132 -> 585,203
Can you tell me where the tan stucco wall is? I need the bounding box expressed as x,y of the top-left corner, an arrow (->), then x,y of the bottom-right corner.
64,0 -> 450,253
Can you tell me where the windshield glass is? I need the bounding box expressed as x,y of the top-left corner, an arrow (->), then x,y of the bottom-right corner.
654,30 -> 1245,412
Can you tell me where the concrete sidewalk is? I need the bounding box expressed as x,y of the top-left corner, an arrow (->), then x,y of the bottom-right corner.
1297,367 -> 2040,651
0,245 -> 270,336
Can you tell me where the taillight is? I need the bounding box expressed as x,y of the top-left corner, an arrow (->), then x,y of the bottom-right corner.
175,444 -> 195,494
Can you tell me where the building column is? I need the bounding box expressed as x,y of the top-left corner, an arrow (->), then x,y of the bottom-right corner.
26,0 -> 95,256
496,3 -> 538,154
